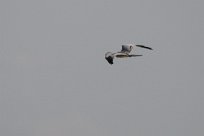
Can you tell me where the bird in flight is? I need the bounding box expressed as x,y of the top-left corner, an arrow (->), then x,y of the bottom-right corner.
105,44 -> 152,65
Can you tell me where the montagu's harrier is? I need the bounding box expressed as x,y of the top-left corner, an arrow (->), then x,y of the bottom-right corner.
105,44 -> 152,65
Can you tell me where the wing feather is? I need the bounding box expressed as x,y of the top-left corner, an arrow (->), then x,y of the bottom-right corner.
136,45 -> 153,50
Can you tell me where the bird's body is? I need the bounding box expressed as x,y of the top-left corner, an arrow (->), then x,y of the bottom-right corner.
105,44 -> 152,65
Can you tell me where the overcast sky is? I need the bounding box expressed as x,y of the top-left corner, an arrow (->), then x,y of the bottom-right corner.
1,0 -> 204,136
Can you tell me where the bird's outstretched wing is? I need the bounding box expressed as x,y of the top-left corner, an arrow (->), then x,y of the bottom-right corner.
136,45 -> 153,50
128,54 -> 143,57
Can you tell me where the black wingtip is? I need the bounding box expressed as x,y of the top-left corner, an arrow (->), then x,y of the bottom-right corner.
136,45 -> 153,50
105,57 -> 114,65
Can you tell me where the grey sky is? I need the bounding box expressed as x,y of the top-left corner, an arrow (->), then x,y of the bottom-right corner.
1,0 -> 204,136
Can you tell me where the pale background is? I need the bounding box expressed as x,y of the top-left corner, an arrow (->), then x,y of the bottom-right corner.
1,0 -> 204,136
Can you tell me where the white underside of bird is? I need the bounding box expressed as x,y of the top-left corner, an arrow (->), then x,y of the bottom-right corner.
105,44 -> 152,65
